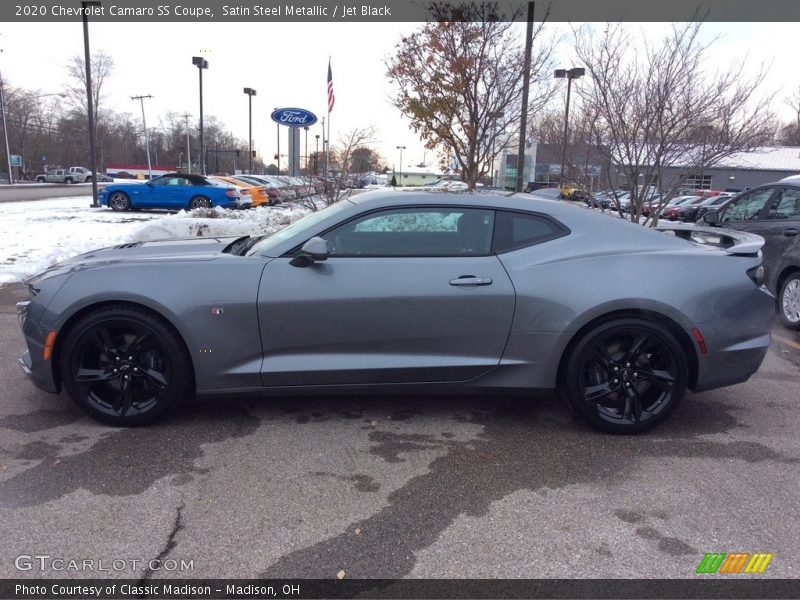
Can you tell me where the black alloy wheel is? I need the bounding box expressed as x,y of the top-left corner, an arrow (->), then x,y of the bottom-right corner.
60,307 -> 192,426
108,191 -> 131,211
564,318 -> 688,434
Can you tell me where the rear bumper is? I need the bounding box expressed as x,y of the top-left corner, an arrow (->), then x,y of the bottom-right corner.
692,286 -> 774,392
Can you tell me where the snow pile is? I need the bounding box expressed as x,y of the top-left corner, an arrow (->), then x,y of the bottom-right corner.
128,204 -> 311,242
0,196 -> 312,285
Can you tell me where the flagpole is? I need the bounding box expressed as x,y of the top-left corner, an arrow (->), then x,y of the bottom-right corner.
326,56 -> 332,179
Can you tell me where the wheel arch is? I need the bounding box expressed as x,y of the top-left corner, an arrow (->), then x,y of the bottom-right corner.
50,300 -> 195,393
555,308 -> 700,392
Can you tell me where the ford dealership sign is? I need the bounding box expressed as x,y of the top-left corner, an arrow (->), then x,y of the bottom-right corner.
270,108 -> 318,127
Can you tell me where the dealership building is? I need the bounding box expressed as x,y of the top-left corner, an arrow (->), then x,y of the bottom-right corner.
524,144 -> 800,192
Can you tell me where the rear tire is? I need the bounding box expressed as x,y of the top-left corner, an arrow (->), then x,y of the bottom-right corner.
65,177 -> 74,184
60,307 -> 192,426
779,273 -> 800,330
562,317 -> 688,434
190,196 -> 211,209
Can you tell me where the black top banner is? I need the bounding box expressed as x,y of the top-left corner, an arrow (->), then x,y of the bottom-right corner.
2,0 -> 800,22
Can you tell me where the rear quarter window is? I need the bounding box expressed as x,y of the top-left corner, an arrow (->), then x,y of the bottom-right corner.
492,211 -> 568,253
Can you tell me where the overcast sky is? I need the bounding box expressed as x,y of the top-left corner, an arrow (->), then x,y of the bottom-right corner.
0,21 -> 797,172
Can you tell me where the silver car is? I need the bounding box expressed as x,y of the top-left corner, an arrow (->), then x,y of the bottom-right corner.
16,191 -> 774,433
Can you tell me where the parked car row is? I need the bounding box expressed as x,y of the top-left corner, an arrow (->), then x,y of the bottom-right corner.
585,180 -> 800,330
99,173 -> 246,211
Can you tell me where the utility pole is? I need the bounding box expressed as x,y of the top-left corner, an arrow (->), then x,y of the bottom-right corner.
181,113 -> 191,172
516,1 -> 535,193
131,95 -> 153,180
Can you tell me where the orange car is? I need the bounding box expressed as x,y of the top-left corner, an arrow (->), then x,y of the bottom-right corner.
214,175 -> 272,207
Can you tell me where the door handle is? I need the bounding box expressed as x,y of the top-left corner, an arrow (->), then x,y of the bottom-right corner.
783,228 -> 798,237
449,276 -> 493,286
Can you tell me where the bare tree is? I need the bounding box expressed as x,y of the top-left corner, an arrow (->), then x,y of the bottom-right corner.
295,126 -> 378,210
386,12 -> 556,190
777,84 -> 800,145
574,21 -> 775,224
64,51 -> 114,125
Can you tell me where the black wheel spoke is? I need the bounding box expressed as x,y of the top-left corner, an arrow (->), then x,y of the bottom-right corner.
92,326 -> 116,359
141,368 -> 168,390
127,333 -> 150,356
584,381 -> 613,403
624,335 -> 648,364
623,385 -> 643,422
75,368 -> 114,383
638,368 -> 675,390
113,378 -> 134,417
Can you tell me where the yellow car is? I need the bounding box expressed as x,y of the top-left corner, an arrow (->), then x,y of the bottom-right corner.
214,175 -> 272,207
559,184 -> 587,201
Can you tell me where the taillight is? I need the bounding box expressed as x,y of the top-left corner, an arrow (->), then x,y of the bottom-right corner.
747,265 -> 765,287
240,189 -> 251,196
225,189 -> 238,198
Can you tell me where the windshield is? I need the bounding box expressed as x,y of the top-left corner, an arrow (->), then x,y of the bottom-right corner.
246,200 -> 354,256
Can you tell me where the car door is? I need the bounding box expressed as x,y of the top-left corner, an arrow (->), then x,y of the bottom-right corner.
256,206 -> 516,386
136,175 -> 178,208
758,187 -> 800,291
717,186 -> 781,286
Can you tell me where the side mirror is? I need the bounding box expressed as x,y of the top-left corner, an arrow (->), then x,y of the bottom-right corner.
703,211 -> 720,225
290,236 -> 328,267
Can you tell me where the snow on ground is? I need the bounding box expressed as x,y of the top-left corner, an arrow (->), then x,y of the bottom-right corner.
0,195 -> 311,285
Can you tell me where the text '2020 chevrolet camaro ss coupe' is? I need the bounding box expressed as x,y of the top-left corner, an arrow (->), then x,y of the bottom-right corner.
17,191 -> 774,433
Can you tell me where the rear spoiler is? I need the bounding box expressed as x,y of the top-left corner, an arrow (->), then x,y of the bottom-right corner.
654,222 -> 764,256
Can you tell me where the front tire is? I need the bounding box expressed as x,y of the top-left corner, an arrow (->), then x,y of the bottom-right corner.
190,196 -> 211,209
562,318 -> 688,434
779,273 -> 800,330
108,191 -> 131,211
60,307 -> 193,426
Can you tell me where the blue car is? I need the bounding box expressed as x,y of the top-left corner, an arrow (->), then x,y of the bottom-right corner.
98,173 -> 242,211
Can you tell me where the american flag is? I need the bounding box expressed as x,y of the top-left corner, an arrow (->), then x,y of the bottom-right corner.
327,60 -> 335,113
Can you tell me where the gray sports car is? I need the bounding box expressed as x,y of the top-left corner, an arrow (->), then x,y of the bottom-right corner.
16,191 -> 774,433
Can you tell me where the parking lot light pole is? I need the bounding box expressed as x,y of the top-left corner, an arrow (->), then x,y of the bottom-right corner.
0,69 -> 12,185
131,95 -> 153,180
554,67 -> 585,194
396,145 -> 406,186
82,1 -> 101,206
192,56 -> 209,175
315,134 -> 320,176
243,87 -> 256,174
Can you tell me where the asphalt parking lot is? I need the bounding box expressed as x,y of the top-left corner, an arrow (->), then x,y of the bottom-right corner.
0,282 -> 798,582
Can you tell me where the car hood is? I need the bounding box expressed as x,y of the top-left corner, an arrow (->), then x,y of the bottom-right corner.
46,237 -> 240,271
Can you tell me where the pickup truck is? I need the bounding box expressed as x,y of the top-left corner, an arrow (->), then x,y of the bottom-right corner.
36,166 -> 92,184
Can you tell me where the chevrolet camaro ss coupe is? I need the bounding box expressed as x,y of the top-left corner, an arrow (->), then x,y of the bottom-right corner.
17,191 -> 774,433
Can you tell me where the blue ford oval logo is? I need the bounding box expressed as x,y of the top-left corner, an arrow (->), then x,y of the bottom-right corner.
270,108 -> 318,127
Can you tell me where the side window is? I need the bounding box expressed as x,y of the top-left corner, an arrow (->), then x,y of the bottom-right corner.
321,208 -> 494,257
151,177 -> 171,186
492,211 -> 567,253
766,188 -> 800,220
721,188 -> 775,222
